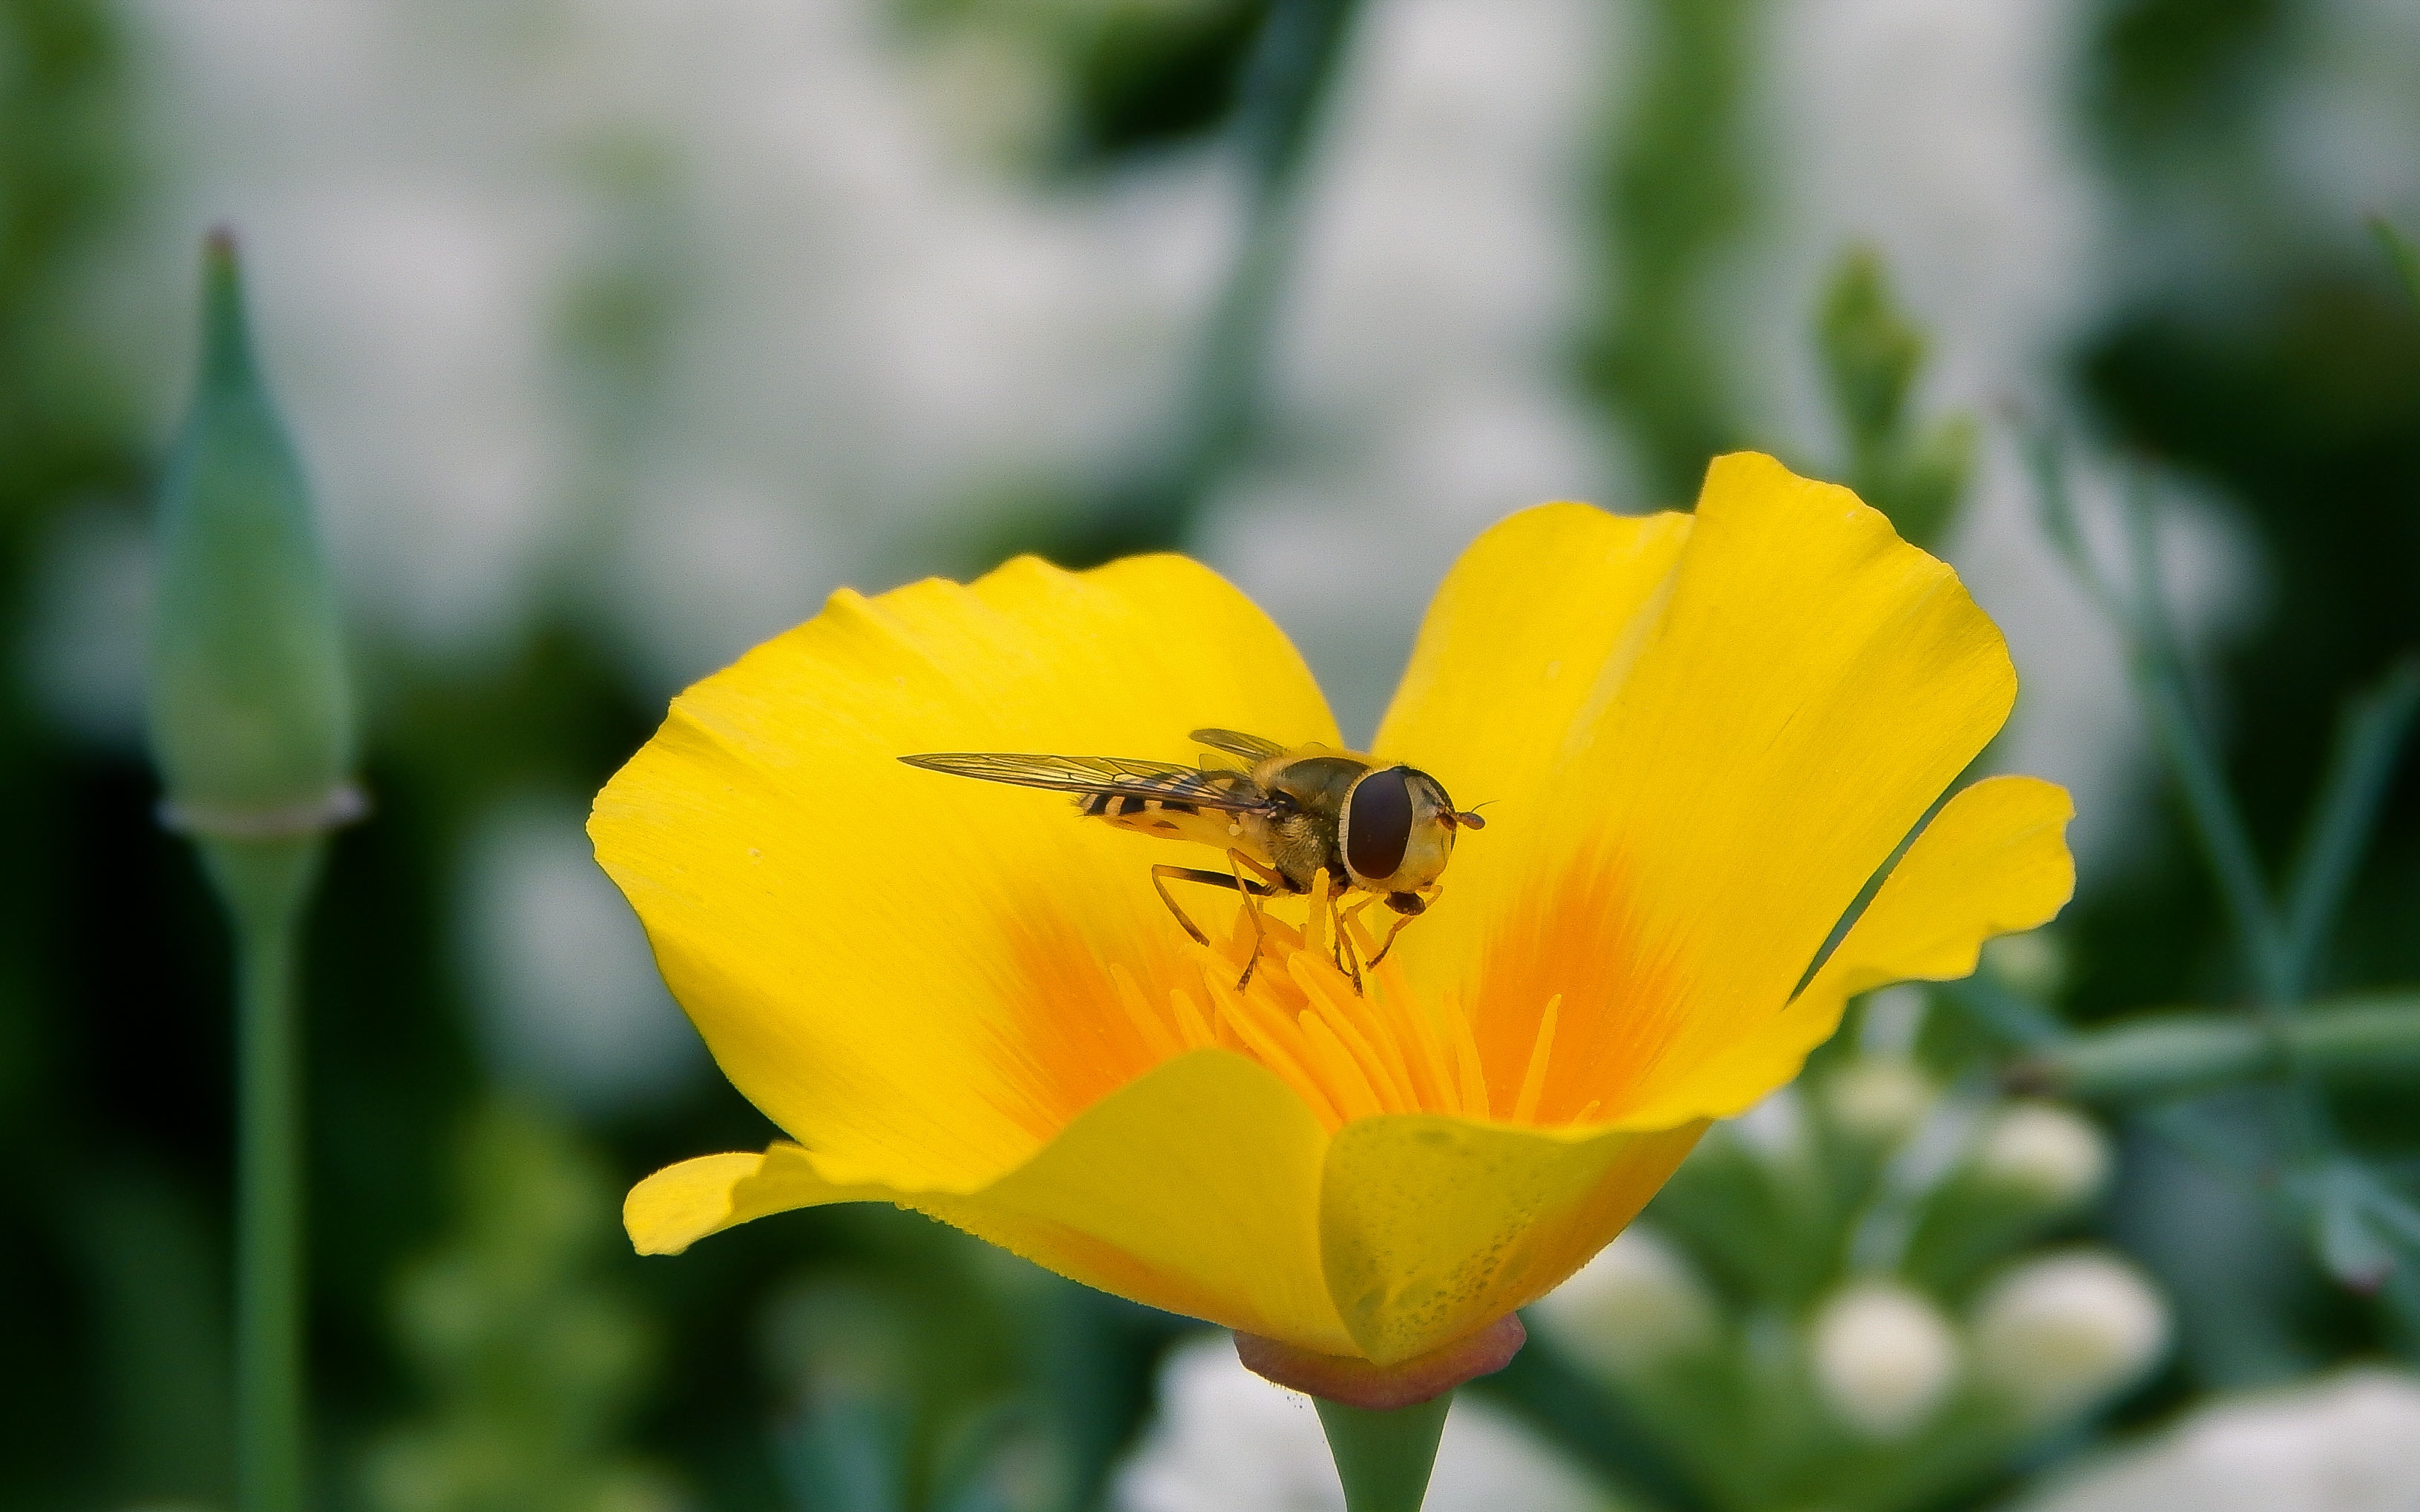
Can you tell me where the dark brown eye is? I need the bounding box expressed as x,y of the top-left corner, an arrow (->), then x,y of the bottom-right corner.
1346,767 -> 1412,881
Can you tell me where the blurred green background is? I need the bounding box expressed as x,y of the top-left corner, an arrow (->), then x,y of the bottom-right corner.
4,0 -> 2419,1508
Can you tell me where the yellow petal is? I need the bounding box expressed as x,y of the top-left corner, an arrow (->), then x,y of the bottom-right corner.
592,554 -> 1338,1192
626,1049 -> 1356,1354
1318,1115 -> 1705,1364
1369,503 -> 1693,1005
1415,454 -> 2018,1126
1621,774 -> 2077,1126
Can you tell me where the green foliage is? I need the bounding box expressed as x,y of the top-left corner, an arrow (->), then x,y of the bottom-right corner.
2013,434 -> 2420,1345
1523,992 -> 2155,1512
1815,247 -> 1975,550
363,1103 -> 676,1512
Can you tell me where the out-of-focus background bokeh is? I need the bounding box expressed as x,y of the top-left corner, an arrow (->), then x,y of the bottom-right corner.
6,0 -> 2419,1508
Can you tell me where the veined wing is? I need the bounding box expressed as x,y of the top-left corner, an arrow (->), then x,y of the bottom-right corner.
899,752 -> 1269,812
1189,728 -> 1289,763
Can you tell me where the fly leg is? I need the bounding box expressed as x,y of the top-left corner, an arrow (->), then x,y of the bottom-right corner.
1226,849 -> 1289,990
1340,885 -> 1435,972
1363,909 -> 1421,969
1329,886 -> 1366,997
1151,863 -> 1285,988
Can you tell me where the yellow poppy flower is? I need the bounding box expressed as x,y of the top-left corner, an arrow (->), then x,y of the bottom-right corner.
596,452 -> 2074,1395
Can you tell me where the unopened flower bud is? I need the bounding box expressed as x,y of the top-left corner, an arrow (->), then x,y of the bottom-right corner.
1825,1056 -> 1936,1145
1974,1102 -> 2109,1208
1811,1281 -> 1960,1439
148,232 -> 358,838
1529,1226 -> 1719,1379
1973,1250 -> 2167,1424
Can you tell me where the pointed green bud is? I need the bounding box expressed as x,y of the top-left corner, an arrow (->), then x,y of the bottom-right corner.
1816,244 -> 1972,549
148,232 -> 360,838
1818,245 -> 1923,445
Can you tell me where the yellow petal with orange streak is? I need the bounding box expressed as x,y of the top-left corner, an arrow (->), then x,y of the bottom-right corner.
1369,503 -> 1694,1008
1317,1115 -> 1706,1365
591,554 -> 1338,1195
624,1048 -> 1355,1355
1419,454 -> 2019,1126
1612,774 -> 2077,1129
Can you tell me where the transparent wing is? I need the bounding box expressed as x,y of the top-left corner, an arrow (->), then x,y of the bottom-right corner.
899,752 -> 1270,811
1189,728 -> 1289,763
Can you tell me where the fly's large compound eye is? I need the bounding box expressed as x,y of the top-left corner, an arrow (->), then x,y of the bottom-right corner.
1344,766 -> 1413,882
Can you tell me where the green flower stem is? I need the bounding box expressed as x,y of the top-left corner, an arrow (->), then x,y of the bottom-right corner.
2014,996 -> 2420,1103
2281,659 -> 2420,994
201,834 -> 325,1512
1316,1393 -> 1453,1512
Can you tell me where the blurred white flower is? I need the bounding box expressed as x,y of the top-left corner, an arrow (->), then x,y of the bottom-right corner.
1114,1333 -> 1613,1512
1731,1083 -> 1814,1167
456,791 -> 703,1112
1982,930 -> 2068,1001
1529,1225 -> 1721,1379
113,0 -> 1228,681
1973,1250 -> 2168,1426
1825,1057 -> 1938,1147
1974,1103 -> 2110,1209
2019,1369 -> 2420,1512
1811,1281 -> 1961,1440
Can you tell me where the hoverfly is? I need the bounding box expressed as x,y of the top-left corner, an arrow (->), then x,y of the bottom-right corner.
900,729 -> 1484,992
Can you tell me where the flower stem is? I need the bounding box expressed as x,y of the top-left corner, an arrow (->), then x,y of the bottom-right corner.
1315,1392 -> 1452,1512
201,835 -> 325,1512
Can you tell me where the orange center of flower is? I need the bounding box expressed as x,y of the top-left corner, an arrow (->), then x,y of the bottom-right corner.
1025,883 -> 1592,1137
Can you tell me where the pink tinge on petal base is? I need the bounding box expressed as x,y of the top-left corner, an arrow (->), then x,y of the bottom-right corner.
1234,1314 -> 1527,1410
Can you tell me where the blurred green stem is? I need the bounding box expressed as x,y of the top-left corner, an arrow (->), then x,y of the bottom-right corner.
1316,1394 -> 1452,1512
2118,476 -> 2290,1007
202,835 -> 324,1512
1123,0 -> 1367,548
1587,0 -> 1764,501
2014,996 -> 2420,1101
2281,660 -> 2420,992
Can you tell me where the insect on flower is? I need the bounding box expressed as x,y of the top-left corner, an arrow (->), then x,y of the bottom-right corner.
898,732 -> 1486,991
596,453 -> 2080,1408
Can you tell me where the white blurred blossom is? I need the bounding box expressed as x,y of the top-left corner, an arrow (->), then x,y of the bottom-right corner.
1983,931 -> 2069,1001
1811,1281 -> 1961,1441
456,791 -> 703,1111
2019,1369 -> 2420,1512
113,0 -> 1228,683
1731,1083 -> 1814,1167
1974,1103 -> 2110,1209
1529,1225 -> 1721,1379
1114,1333 -> 1613,1512
1973,1250 -> 2168,1426
1825,1057 -> 1937,1146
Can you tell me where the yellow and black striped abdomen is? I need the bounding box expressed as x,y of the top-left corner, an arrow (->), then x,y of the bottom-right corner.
1078,782 -> 1255,852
